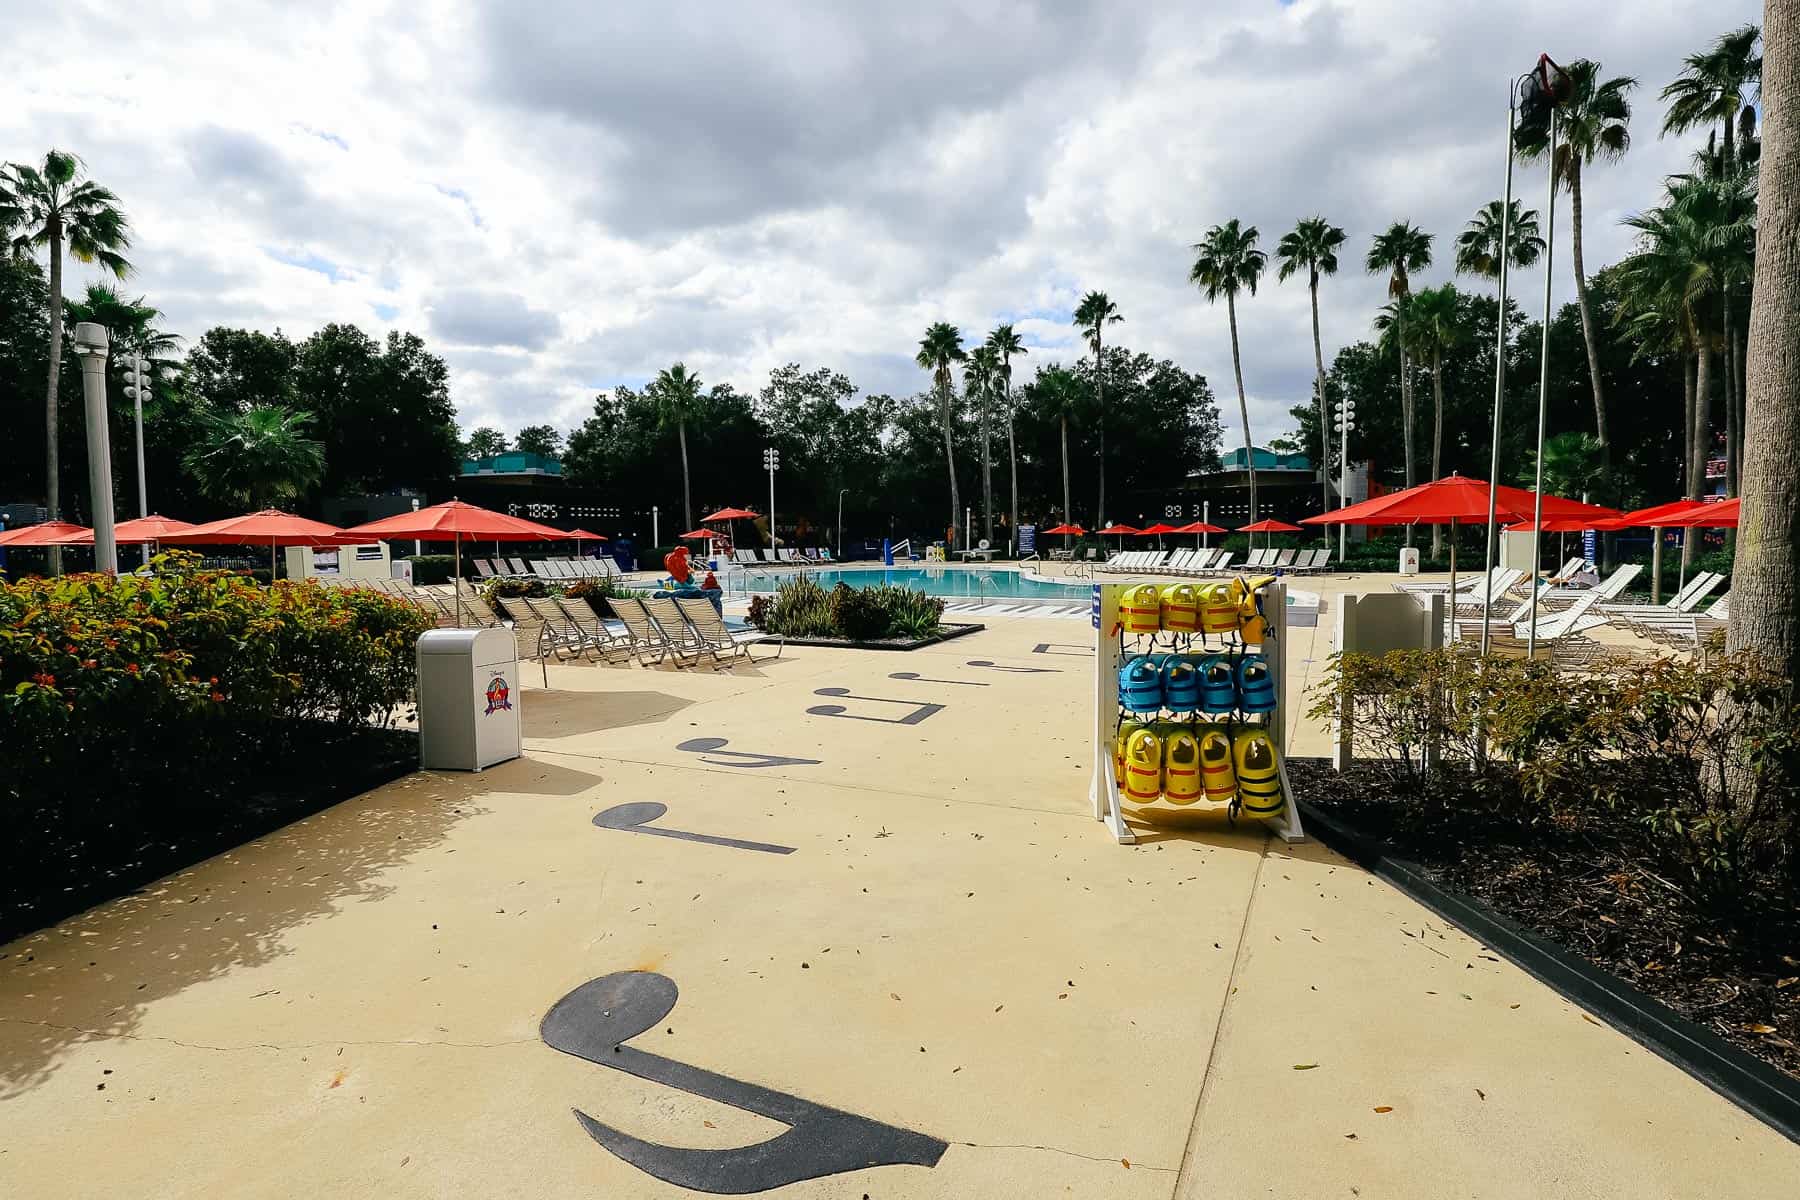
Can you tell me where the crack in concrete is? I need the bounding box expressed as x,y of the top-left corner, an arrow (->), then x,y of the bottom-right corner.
0,1016 -> 539,1054
956,1139 -> 1177,1172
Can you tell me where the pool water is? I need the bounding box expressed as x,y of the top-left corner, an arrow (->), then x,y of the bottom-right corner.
734,565 -> 1089,601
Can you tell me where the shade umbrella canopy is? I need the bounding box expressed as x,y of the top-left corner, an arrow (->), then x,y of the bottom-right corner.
1138,523 -> 1182,535
1659,497 -> 1739,527
1238,519 -> 1303,533
677,529 -> 716,540
564,527 -> 608,541
1173,521 -> 1226,535
1302,475 -> 1615,527
1096,524 -> 1140,535
69,514 -> 199,544
1503,513 -> 1623,534
1042,523 -> 1085,535
343,499 -> 562,542
1606,499 -> 1712,528
703,507 -> 760,521
160,510 -> 349,547
0,521 -> 92,546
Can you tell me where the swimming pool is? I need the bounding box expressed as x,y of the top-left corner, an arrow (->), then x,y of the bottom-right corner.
733,565 -> 1090,601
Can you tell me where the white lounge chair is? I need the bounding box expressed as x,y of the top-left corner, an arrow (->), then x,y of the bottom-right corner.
674,596 -> 782,667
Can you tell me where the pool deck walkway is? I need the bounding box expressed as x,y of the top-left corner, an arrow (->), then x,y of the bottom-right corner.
1,611 -> 1794,1197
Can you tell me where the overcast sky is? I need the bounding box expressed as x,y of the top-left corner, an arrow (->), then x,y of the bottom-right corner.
2,0 -> 1758,448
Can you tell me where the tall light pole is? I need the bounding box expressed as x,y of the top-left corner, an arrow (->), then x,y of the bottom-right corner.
1480,73 -> 1527,655
837,487 -> 849,559
1525,105 -> 1558,657
122,351 -> 153,566
1335,398 -> 1356,561
763,448 -> 780,549
71,322 -> 117,575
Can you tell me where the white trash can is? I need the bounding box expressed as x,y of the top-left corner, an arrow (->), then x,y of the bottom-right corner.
416,628 -> 521,771
1398,546 -> 1421,576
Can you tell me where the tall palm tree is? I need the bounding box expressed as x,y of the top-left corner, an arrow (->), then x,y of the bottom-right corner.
916,322 -> 966,539
1,150 -> 131,573
1514,60 -> 1637,473
1275,216 -> 1347,521
1035,365 -> 1083,543
985,324 -> 1027,551
1400,285 -> 1469,558
1662,25 -> 1762,175
1454,200 -> 1545,281
1072,292 -> 1122,526
651,362 -> 704,532
1365,221 -> 1434,504
182,405 -> 325,509
965,344 -> 1000,542
1190,221 -> 1267,519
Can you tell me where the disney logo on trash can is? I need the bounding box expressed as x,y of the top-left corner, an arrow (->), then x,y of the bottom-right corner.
483,675 -> 512,714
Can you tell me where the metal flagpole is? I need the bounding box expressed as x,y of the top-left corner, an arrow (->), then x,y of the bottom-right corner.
1480,78 -> 1522,655
1526,110 -> 1557,654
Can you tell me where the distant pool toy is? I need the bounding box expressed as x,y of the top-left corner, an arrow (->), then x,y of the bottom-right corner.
1198,728 -> 1236,802
1120,584 -> 1162,634
1159,583 -> 1200,634
1161,655 -> 1200,712
1160,728 -> 1202,805
1121,727 -> 1163,804
1198,655 -> 1237,714
1199,583 -> 1238,635
1232,727 -> 1284,818
1236,654 -> 1276,713
1117,654 -> 1163,713
664,545 -> 693,584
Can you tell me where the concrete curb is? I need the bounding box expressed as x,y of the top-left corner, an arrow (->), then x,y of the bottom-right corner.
1296,797 -> 1800,1147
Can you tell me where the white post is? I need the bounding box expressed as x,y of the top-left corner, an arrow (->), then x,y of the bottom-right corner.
838,488 -> 848,559
130,351 -> 150,566
1203,500 -> 1211,550
1526,109 -> 1558,656
652,504 -> 660,549
72,323 -> 117,575
965,506 -> 971,551
412,496 -> 422,558
1480,77 -> 1521,653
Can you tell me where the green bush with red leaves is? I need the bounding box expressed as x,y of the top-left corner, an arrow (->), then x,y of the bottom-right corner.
1,552 -> 432,812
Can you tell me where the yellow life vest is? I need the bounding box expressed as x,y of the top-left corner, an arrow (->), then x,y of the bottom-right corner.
1232,727 -> 1284,818
1161,727 -> 1202,805
1198,583 -> 1239,634
1160,583 -> 1201,634
1112,720 -> 1147,788
1121,727 -> 1163,804
1198,727 -> 1236,802
1232,575 -> 1277,644
1121,584 -> 1162,634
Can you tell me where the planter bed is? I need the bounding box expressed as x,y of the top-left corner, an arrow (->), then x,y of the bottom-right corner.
1290,756 -> 1800,1144
773,621 -> 985,651
0,726 -> 419,946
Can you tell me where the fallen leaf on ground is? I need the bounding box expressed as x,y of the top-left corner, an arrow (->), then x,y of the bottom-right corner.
1373,1106 -> 1393,1114
1293,1063 -> 1319,1071
703,1120 -> 715,1129
1475,1088 -> 1486,1100
890,992 -> 901,1001
1344,1133 -> 1357,1140
1121,1159 -> 1130,1169
1746,1023 -> 1777,1034
1776,977 -> 1797,990
1581,1014 -> 1601,1026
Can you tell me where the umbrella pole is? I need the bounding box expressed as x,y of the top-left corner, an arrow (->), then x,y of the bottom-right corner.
456,534 -> 464,627
1448,518 -> 1457,639
271,540 -> 277,581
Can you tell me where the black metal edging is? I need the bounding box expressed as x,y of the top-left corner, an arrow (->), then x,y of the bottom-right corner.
1296,797 -> 1800,1147
777,622 -> 985,652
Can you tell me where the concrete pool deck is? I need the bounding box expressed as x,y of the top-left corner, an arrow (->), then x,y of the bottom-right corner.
1,612 -> 1794,1197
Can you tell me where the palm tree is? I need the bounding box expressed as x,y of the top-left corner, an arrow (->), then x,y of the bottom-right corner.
1401,285 -> 1469,558
1454,200 -> 1545,281
985,324 -> 1027,551
916,322 -> 966,539
1514,60 -> 1637,473
651,362 -> 704,531
1662,25 -> 1762,175
1275,217 -> 1347,521
1035,365 -> 1084,544
965,344 -> 1000,542
1190,221 -> 1267,520
1365,221 -> 1434,505
182,405 -> 325,509
1,150 -> 131,573
1072,292 -> 1122,525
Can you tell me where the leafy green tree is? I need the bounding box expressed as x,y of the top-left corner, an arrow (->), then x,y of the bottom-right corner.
985,324 -> 1027,548
1454,200 -> 1544,281
2,150 -> 131,570
915,323 -> 966,538
1403,284 -> 1470,554
514,424 -> 563,458
1515,59 -> 1637,470
1662,25 -> 1762,176
184,327 -> 299,412
1026,364 -> 1083,538
1366,222 -> 1434,501
1190,221 -> 1266,518
1072,292 -> 1122,525
464,427 -> 508,459
182,405 -> 324,509
1519,430 -> 1606,499
1276,216 -> 1347,519
293,325 -> 458,495
649,362 -> 704,531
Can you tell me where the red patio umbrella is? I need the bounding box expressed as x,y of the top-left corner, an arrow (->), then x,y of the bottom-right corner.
160,510 -> 351,578
1173,519 -> 1226,549
677,528 -> 716,540
0,520 -> 91,547
701,507 -> 760,552
1660,497 -> 1739,527
69,514 -> 199,544
1096,523 -> 1139,551
342,500 -> 566,625
1238,518 -> 1303,554
1597,499 -> 1717,594
565,527 -> 608,541
1137,522 -> 1181,549
1042,522 -> 1084,535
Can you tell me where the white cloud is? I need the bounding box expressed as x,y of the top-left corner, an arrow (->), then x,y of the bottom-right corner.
0,0 -> 1754,446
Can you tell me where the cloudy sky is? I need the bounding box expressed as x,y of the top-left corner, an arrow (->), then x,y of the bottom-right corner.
2,0 -> 1757,448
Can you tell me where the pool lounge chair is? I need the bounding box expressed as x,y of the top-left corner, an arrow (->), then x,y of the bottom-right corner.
609,596 -> 699,668
1610,586 -> 1730,642
473,558 -> 498,579
675,596 -> 783,668
1538,562 -> 1641,608
506,557 -> 530,576
1600,571 -> 1723,621
641,596 -> 713,664
1194,551 -> 1234,576
1272,549 -> 1296,569
1455,591 -> 1614,666
551,596 -> 634,664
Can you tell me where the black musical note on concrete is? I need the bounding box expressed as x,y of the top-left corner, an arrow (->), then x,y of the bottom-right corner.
542,972 -> 947,1194
593,803 -> 795,855
805,687 -> 944,726
965,659 -> 1061,674
886,671 -> 989,687
1032,642 -> 1094,657
676,737 -> 822,769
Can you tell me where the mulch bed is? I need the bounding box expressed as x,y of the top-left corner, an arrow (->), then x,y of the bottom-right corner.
1290,757 -> 1800,1082
0,727 -> 418,946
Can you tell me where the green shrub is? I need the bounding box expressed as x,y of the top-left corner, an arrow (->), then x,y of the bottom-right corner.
829,583 -> 888,641
750,578 -> 945,641
402,554 -> 457,586
483,576 -> 550,600
562,576 -> 644,616
750,575 -> 836,638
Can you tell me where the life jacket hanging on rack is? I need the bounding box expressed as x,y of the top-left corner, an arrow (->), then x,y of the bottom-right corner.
1197,654 -> 1237,714
1159,583 -> 1201,634
1121,727 -> 1163,804
1161,728 -> 1202,805
1113,719 -> 1148,787
1232,575 -> 1277,645
1199,583 -> 1238,635
1161,655 -> 1201,712
1121,583 -> 1162,634
1198,727 -> 1236,802
1232,727 -> 1285,818
1236,654 -> 1277,713
1117,654 -> 1163,713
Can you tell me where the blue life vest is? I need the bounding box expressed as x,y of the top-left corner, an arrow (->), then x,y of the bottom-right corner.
1197,655 -> 1237,714
1117,654 -> 1163,713
1236,654 -> 1277,713
1161,655 -> 1201,712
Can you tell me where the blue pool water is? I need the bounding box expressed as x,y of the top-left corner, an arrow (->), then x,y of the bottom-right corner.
734,565 -> 1089,601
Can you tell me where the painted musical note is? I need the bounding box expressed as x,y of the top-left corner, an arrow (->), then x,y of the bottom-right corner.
593,803 -> 795,855
1032,642 -> 1094,657
886,671 -> 988,687
542,972 -> 947,1193
805,687 -> 944,726
964,659 -> 1061,674
676,737 -> 822,769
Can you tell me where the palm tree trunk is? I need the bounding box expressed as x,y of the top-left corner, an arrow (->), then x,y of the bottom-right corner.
980,385 -> 993,543
1310,274 -> 1331,524
1398,338 -> 1414,546
1684,342 -> 1712,572
1431,351 -> 1445,559
941,380 -> 959,543
678,419 -> 692,532
1568,163 -> 1611,474
1060,415 -> 1071,546
45,221 -> 65,575
1727,0 -> 1800,818
1724,290 -> 1740,497
1227,294 -> 1257,521
1005,382 -> 1019,556
1094,338 -> 1106,528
